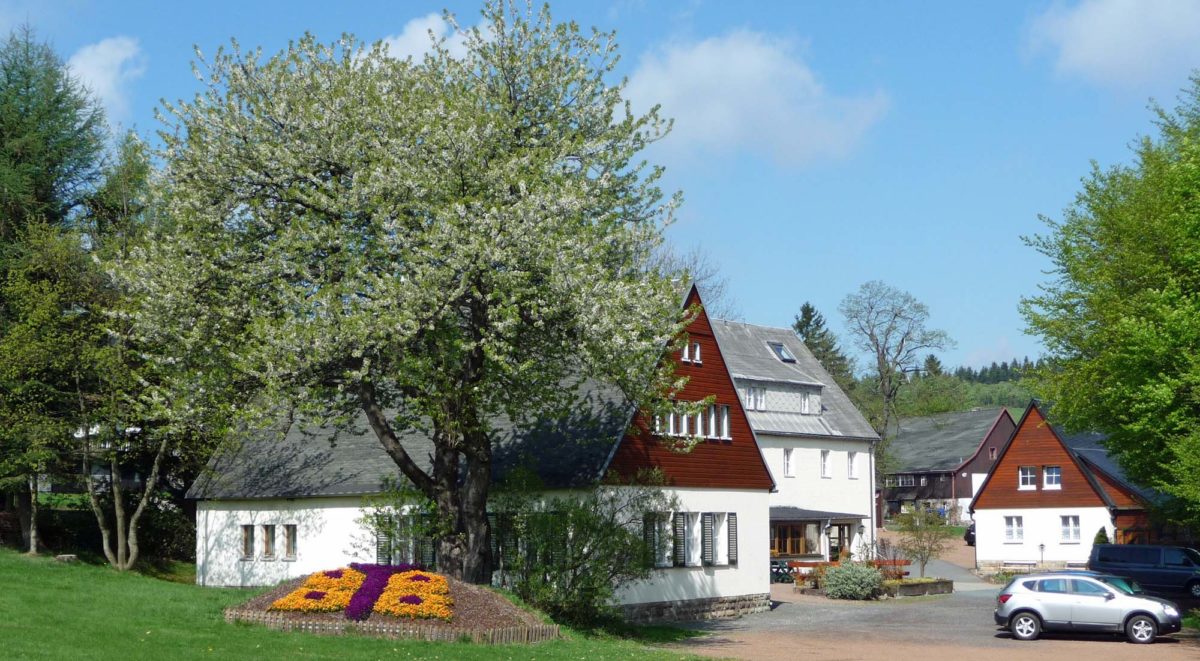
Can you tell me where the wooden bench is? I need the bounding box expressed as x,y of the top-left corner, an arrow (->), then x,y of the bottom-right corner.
1001,561 -> 1037,573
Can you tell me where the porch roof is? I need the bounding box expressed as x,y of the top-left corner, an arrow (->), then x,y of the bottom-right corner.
770,506 -> 866,521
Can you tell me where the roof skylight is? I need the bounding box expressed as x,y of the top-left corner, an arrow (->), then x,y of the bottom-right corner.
768,342 -> 796,363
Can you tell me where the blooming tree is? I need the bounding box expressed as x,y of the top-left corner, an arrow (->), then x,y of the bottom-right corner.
143,2 -> 682,582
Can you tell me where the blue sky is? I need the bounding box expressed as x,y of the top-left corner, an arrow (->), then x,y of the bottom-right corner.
11,0 -> 1200,371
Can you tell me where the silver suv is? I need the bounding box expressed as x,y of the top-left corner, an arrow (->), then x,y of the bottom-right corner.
994,571 -> 1182,644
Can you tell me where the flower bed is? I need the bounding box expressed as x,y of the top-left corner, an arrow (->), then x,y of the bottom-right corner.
269,564 -> 452,621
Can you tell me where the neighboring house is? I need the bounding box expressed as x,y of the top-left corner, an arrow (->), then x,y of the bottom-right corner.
969,401 -> 1156,571
882,408 -> 1015,521
187,285 -> 776,621
709,319 -> 879,561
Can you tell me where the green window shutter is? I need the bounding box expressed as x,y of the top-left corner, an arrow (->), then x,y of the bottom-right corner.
673,512 -> 686,567
643,513 -> 656,568
728,513 -> 738,565
702,513 -> 714,566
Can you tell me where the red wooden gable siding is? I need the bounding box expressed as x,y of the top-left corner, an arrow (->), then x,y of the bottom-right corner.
973,405 -> 1106,510
606,288 -> 774,491
1091,466 -> 1142,510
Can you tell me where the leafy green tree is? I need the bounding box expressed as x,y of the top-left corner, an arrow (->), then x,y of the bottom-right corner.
1022,77 -> 1200,523
895,508 -> 955,578
145,3 -> 683,582
0,25 -> 105,241
792,302 -> 854,388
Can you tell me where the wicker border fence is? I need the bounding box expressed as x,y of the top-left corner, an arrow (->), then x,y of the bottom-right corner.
224,607 -> 560,644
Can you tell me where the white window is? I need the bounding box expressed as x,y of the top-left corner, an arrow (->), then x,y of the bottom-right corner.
707,405 -> 718,439
898,474 -> 915,487
1005,516 -> 1024,542
667,413 -> 677,436
801,390 -> 810,414
678,411 -> 688,436
820,450 -> 831,478
768,341 -> 796,363
681,342 -> 692,363
1019,466 -> 1037,490
720,405 -> 731,439
713,512 -> 729,565
284,524 -> 297,560
1044,466 -> 1062,490
686,513 -> 702,566
650,514 -> 673,568
261,524 -> 276,560
783,448 -> 795,478
848,451 -> 858,479
694,411 -> 704,437
746,387 -> 766,411
919,475 -> 928,486
241,525 -> 255,560
691,342 -> 701,364
1061,515 -> 1080,543
884,476 -> 897,487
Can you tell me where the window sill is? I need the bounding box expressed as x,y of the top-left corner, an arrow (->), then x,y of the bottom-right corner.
784,474 -> 795,479
1060,541 -> 1080,545
239,557 -> 254,562
1017,486 -> 1036,491
262,556 -> 276,562
1003,541 -> 1024,544
282,556 -> 297,562
1044,485 -> 1062,491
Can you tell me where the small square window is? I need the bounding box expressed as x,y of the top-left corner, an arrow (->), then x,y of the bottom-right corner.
767,342 -> 796,363
1060,515 -> 1080,542
1018,466 -> 1037,490
1044,466 -> 1062,490
1005,515 -> 1024,542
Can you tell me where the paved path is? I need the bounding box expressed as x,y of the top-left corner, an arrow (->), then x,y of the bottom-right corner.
664,539 -> 1199,660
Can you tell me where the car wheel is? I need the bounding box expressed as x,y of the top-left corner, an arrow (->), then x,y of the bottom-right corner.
1188,581 -> 1200,599
1125,614 -> 1157,644
1010,612 -> 1041,641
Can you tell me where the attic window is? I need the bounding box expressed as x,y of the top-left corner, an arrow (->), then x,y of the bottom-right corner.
768,342 -> 796,363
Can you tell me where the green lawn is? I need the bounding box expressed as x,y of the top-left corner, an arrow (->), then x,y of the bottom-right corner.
0,549 -> 702,660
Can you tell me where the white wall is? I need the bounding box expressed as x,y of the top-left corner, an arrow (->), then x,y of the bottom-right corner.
974,506 -> 1112,565
616,487 -> 771,605
197,487 -> 771,606
196,496 -> 375,587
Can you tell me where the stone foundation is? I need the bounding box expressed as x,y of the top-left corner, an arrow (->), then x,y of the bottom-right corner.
978,560 -> 1088,574
621,593 -> 770,623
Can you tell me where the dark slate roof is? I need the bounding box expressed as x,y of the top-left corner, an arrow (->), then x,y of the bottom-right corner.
890,408 -> 1009,472
710,319 -> 879,441
187,379 -> 635,500
770,506 -> 867,521
1060,431 -> 1161,505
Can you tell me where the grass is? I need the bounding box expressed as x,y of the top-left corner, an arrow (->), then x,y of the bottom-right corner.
0,548 -> 705,660
1185,609 -> 1200,631
37,492 -> 89,509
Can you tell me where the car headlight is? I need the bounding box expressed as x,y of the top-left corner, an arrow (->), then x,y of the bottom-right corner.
1163,605 -> 1179,617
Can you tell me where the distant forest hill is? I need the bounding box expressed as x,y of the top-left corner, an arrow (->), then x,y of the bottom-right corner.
951,356 -> 1044,385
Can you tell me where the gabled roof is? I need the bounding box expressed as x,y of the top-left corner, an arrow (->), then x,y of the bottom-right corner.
889,408 -> 1011,472
187,379 -> 634,500
968,400 -> 1155,513
709,319 -> 879,441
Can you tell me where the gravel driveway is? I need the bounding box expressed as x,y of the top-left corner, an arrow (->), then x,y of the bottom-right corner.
665,547 -> 1200,660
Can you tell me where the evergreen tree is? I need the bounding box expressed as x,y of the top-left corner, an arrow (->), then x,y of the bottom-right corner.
922,353 -> 944,377
792,302 -> 854,388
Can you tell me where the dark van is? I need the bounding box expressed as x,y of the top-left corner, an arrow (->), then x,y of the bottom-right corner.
1088,544 -> 1200,598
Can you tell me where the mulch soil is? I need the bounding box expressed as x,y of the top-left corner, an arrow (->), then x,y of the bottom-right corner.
238,575 -> 545,631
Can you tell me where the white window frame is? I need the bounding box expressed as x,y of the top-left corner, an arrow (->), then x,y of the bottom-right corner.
801,390 -> 810,414
847,451 -> 858,479
691,342 -> 701,364
783,448 -> 795,478
694,411 -> 704,437
919,475 -> 928,487
746,387 -> 766,411
720,405 -> 731,439
283,524 -> 298,561
652,514 -> 673,568
1018,466 -> 1037,490
678,411 -> 688,436
667,413 -> 677,436
707,406 -> 718,439
1044,465 -> 1062,490
1061,515 -> 1080,543
681,342 -> 692,363
820,450 -> 831,478
1004,515 -> 1024,543
713,512 -> 729,565
898,474 -> 915,487
686,512 -> 702,566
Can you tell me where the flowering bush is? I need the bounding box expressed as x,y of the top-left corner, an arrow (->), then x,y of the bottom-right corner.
823,562 -> 883,600
269,567 -> 366,613
373,570 -> 454,620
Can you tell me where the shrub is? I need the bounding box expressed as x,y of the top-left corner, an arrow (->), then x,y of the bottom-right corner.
1093,527 -> 1110,545
823,562 -> 882,600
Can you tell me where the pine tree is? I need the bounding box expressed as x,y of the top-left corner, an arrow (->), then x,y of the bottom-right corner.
792,302 -> 854,388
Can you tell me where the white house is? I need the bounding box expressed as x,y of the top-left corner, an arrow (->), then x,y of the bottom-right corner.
709,320 -> 879,561
187,285 -> 775,621
969,401 -> 1154,571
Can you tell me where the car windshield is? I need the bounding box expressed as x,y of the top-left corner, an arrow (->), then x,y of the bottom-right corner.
1099,576 -> 1144,595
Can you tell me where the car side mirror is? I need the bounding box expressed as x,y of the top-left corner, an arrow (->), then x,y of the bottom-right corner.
1105,592 -> 1115,601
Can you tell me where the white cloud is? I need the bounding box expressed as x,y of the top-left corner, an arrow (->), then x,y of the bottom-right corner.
381,13 -> 470,61
1028,0 -> 1200,91
625,30 -> 888,167
68,36 -> 145,127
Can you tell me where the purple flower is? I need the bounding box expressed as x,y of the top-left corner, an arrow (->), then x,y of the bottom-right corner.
398,595 -> 423,605
408,574 -> 431,582
343,563 -> 421,621
304,591 -> 326,600
323,570 -> 344,579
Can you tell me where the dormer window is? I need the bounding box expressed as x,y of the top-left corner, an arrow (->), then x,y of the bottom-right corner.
768,342 -> 796,363
681,341 -> 702,364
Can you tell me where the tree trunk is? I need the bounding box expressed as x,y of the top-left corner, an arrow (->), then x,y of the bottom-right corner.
16,487 -> 31,550
459,447 -> 493,584
81,426 -> 119,567
26,474 -> 38,555
121,435 -> 171,570
111,455 -> 128,569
